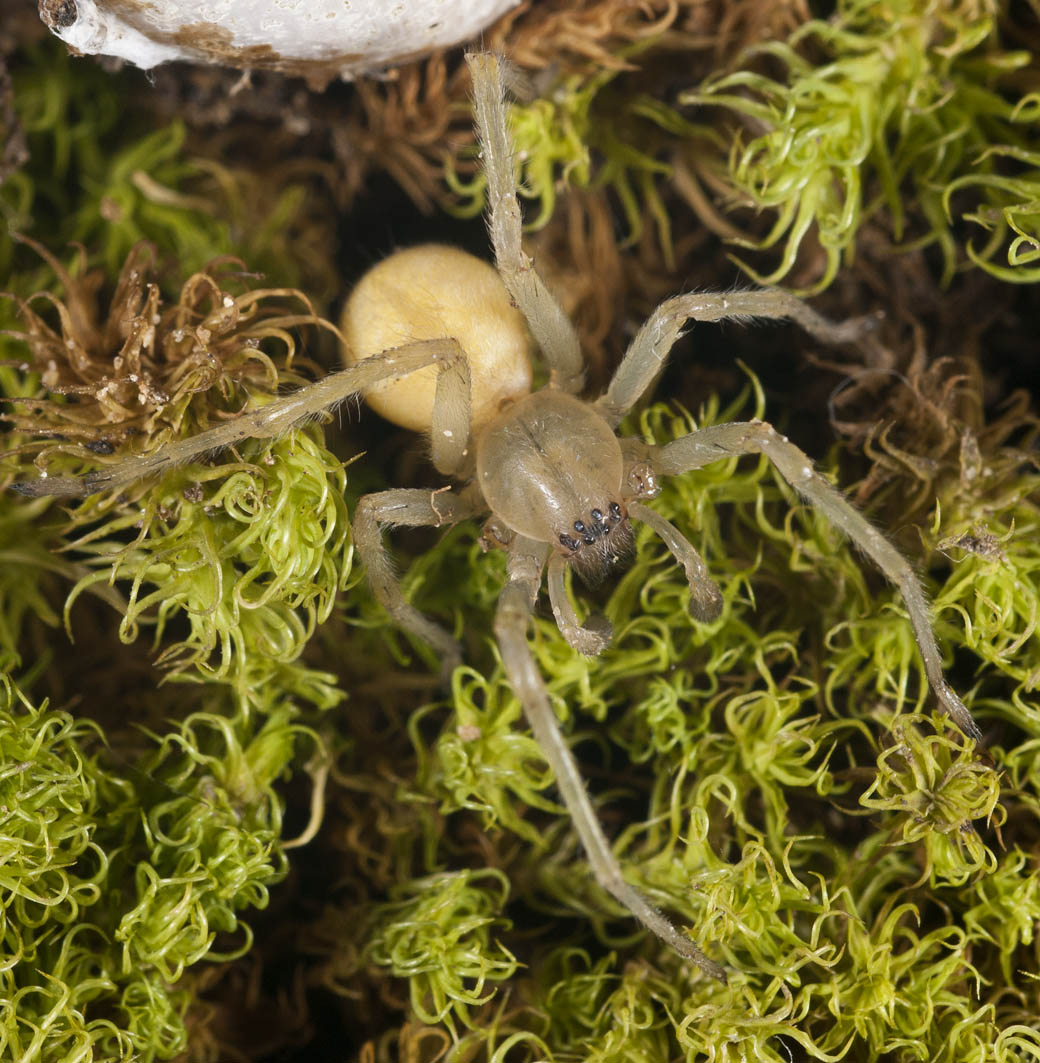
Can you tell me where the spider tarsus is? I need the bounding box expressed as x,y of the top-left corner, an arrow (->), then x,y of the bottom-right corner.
10,475 -> 92,498
629,889 -> 727,982
938,680 -> 983,742
567,614 -> 612,656
687,587 -> 724,623
684,946 -> 728,984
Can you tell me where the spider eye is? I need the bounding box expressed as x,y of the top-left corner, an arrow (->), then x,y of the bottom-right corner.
573,520 -> 586,533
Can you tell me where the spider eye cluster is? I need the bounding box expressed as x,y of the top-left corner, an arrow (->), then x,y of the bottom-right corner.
558,502 -> 624,550
557,500 -> 633,584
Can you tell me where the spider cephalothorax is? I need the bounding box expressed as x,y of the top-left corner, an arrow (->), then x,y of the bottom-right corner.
14,51 -> 982,983
475,389 -> 633,582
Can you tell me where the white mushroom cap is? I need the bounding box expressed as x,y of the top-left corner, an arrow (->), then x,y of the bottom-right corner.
39,0 -> 519,79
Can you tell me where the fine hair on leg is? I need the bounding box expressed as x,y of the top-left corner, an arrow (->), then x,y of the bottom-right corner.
15,338 -> 469,499
546,552 -> 613,655
597,290 -> 881,427
628,501 -> 724,623
353,484 -> 484,679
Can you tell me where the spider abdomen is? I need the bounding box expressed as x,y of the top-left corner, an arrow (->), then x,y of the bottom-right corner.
341,244 -> 534,433
475,390 -> 628,572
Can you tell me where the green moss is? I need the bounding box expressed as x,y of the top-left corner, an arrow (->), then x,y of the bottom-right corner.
2,24 -> 1039,1063
0,678 -> 301,1061
416,664 -> 561,844
0,492 -> 68,673
860,713 -> 1002,885
684,0 -> 1040,290
945,124 -> 1040,282
1,42 -> 334,303
63,428 -> 351,700
112,708 -> 298,980
0,684 -> 110,950
7,332 -> 1040,1058
363,869 -> 518,1031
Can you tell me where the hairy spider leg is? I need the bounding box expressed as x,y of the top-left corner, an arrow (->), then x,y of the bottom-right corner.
494,535 -> 728,982
595,290 -> 881,428
353,483 -> 486,678
13,338 -> 472,498
652,420 -> 982,741
596,289 -> 875,632
351,329 -> 479,675
423,339 -> 473,476
466,52 -> 585,395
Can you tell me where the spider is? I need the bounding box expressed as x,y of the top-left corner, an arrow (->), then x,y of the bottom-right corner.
15,52 -> 980,982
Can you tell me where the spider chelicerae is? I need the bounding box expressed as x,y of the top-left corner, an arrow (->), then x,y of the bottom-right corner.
16,51 -> 981,982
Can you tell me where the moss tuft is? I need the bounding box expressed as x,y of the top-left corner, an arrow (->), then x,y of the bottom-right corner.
684,0 -> 1040,290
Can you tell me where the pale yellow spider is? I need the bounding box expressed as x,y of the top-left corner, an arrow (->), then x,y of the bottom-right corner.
16,52 -> 980,981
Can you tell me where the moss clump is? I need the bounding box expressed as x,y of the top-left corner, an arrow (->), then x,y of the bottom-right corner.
1,14 -> 1039,1063
0,682 -> 300,1061
1,42 -> 336,303
0,59 -> 349,1050
2,240 -> 351,703
683,0 -> 1040,290
944,117 -> 1040,282
62,424 -> 351,693
860,713 -> 1003,885
361,869 -> 518,1031
110,708 -> 299,981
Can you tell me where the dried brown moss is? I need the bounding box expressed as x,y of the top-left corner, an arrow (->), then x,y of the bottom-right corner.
2,238 -> 330,480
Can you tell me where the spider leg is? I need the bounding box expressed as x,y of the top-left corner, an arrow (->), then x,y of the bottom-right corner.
14,338 -> 468,498
465,52 -> 585,395
427,339 -> 472,476
494,534 -> 727,980
628,501 -> 723,622
596,289 -> 881,427
546,552 -> 612,655
354,484 -> 485,680
651,420 -> 981,741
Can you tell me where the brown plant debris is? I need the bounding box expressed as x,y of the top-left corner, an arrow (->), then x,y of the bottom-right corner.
1,238 -> 332,480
